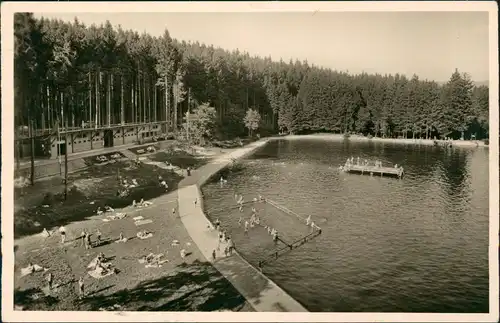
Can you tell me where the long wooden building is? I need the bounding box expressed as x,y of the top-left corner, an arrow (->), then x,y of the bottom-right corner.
15,69 -> 187,160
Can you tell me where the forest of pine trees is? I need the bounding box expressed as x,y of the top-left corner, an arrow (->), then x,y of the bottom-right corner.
14,13 -> 490,142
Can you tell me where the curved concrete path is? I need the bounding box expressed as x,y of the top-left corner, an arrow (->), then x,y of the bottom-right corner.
177,140 -> 307,312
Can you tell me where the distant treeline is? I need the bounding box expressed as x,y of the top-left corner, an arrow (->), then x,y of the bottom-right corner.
15,13 -> 489,140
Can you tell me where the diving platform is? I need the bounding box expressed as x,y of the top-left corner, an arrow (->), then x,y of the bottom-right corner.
341,163 -> 404,178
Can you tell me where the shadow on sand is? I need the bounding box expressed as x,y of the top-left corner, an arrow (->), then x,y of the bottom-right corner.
78,259 -> 249,312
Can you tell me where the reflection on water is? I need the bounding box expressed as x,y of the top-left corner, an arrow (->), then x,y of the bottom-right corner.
202,139 -> 489,312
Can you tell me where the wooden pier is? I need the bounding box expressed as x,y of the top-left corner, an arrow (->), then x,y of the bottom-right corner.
342,164 -> 404,178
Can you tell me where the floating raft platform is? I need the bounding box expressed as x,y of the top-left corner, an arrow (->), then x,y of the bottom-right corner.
342,164 -> 404,178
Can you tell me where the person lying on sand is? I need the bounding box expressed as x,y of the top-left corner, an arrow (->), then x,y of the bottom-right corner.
21,262 -> 46,276
137,230 -> 153,240
139,198 -> 153,207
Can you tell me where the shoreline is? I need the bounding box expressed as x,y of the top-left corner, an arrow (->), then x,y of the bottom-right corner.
284,133 -> 488,148
177,138 -> 308,312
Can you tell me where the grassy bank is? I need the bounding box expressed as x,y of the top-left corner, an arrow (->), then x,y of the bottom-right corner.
14,161 -> 183,238
13,144 -> 218,239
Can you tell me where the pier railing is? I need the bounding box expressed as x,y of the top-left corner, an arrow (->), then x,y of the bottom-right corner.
257,198 -> 322,270
205,196 -> 323,270
257,228 -> 322,269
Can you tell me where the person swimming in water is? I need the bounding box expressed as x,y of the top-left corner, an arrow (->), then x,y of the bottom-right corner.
238,217 -> 242,226
306,215 -> 311,226
244,221 -> 249,234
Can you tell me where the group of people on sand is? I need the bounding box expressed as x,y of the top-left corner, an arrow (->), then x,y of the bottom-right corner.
58,225 -> 105,249
116,176 -> 140,197
157,175 -> 169,191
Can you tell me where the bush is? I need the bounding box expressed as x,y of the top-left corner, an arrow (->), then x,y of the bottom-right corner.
367,134 -> 373,139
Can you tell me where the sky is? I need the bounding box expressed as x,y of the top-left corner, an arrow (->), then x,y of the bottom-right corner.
34,11 -> 490,83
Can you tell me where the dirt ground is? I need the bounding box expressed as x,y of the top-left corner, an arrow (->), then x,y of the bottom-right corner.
13,143 -> 254,312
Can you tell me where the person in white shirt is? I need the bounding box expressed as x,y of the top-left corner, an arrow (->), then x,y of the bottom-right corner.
59,226 -> 66,243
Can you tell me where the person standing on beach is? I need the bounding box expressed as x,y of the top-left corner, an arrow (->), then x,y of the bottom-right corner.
227,237 -> 235,255
212,249 -> 216,261
46,272 -> 53,290
59,226 -> 66,244
96,229 -> 102,245
85,232 -> 92,249
80,230 -> 87,247
78,277 -> 85,299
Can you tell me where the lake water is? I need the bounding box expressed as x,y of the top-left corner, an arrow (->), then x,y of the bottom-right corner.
202,139 -> 489,312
